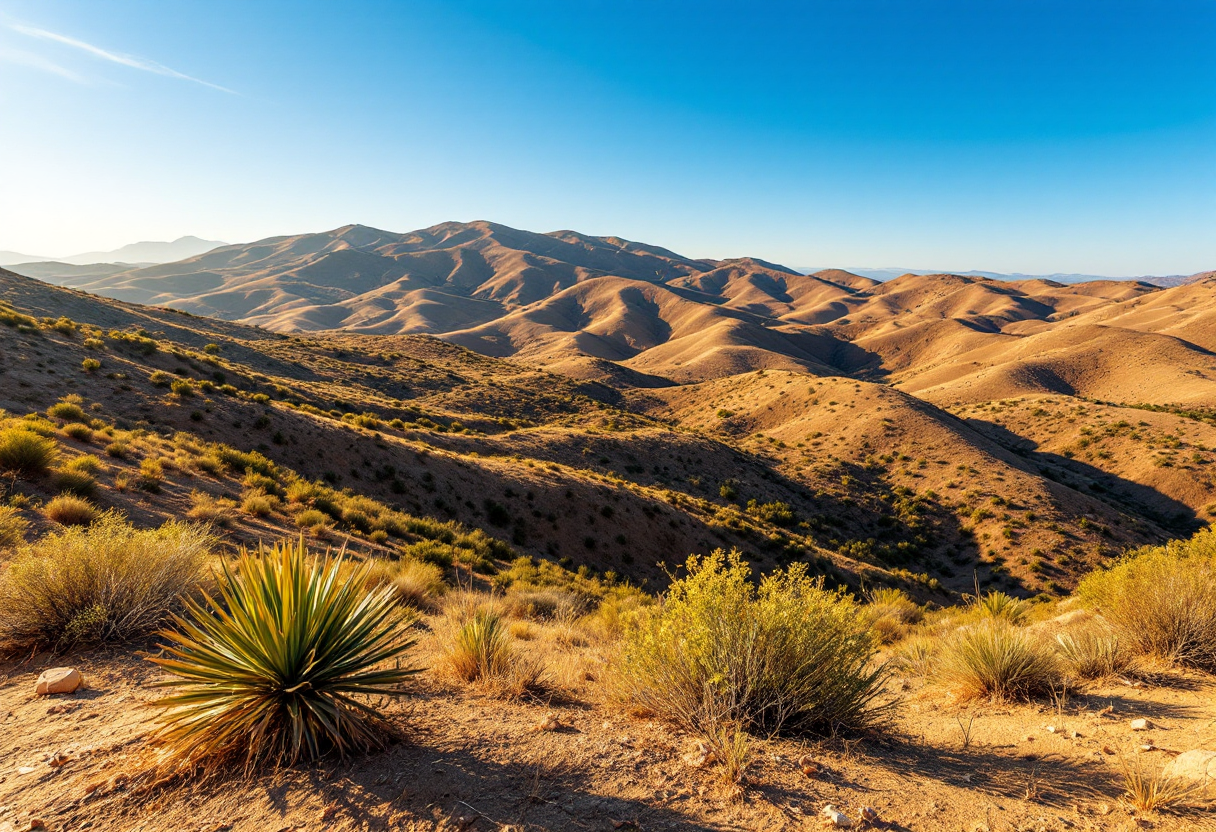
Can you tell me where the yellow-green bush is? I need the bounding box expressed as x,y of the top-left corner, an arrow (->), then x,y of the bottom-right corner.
617,549 -> 887,737
1077,529 -> 1216,669
0,515 -> 213,651
0,506 -> 29,548
0,428 -> 58,475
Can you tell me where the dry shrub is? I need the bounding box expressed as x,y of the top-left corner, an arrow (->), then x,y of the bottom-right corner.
894,635 -> 938,676
43,494 -> 100,526
62,422 -> 94,442
241,489 -> 279,517
865,587 -> 923,644
0,514 -> 213,652
972,590 -> 1027,624
1078,529 -> 1216,670
616,549 -> 887,738
0,428 -> 57,475
65,454 -> 102,474
437,593 -> 544,696
0,506 -> 29,548
937,619 -> 1062,701
362,557 -> 447,611
1055,625 -> 1137,680
46,399 -> 87,422
187,491 -> 235,525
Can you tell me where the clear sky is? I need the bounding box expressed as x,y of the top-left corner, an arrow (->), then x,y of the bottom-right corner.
0,0 -> 1213,275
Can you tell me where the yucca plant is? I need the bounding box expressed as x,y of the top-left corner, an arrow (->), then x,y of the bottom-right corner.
972,590 -> 1026,624
150,538 -> 417,768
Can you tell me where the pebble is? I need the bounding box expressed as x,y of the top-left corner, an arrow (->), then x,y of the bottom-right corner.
821,805 -> 853,828
1130,718 -> 1151,731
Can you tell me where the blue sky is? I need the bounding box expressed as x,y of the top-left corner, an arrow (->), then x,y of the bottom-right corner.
0,0 -> 1213,275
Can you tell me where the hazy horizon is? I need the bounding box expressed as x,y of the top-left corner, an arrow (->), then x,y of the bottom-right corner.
1,1 -> 1213,275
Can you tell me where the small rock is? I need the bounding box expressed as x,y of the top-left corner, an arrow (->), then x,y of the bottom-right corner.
798,754 -> 822,777
1101,745 -> 1115,755
533,712 -> 561,732
858,805 -> 879,823
820,805 -> 853,828
1023,735 -> 1035,742
1139,744 -> 1156,752
682,741 -> 715,769
47,753 -> 70,768
1130,718 -> 1152,731
35,667 -> 81,696
1163,749 -> 1216,786
1046,726 -> 1058,734
17,767 -> 35,775
1070,730 -> 1082,739
27,820 -> 45,831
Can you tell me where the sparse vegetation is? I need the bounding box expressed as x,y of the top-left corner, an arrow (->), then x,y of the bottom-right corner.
42,494 -> 100,526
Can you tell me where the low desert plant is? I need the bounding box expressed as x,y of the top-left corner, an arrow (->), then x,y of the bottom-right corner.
1055,627 -> 1137,680
50,466 -> 97,497
0,515 -> 212,651
43,494 -> 99,526
972,590 -> 1027,624
241,489 -> 279,517
438,594 -> 543,695
0,428 -> 57,475
0,506 -> 29,548
186,491 -> 234,525
1117,753 -> 1204,811
81,358 -> 101,373
62,422 -> 94,442
937,619 -> 1062,700
1078,530 -> 1216,669
149,538 -> 417,766
47,399 -> 87,422
363,558 -> 447,610
617,549 -> 887,738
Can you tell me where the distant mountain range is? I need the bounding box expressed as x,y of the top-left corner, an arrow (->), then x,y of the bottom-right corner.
799,267 -> 1211,287
0,236 -> 226,267
6,220 -> 1214,393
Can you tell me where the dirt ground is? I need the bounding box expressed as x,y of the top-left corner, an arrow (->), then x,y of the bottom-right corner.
2,633 -> 1214,832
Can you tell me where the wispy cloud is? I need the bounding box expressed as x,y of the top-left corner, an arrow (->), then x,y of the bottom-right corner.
10,23 -> 235,94
0,45 -> 88,83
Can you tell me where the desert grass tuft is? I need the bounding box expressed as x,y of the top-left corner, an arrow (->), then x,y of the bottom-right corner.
437,593 -> 544,696
42,494 -> 99,526
937,619 -> 1062,701
0,506 -> 29,548
1055,627 -> 1137,680
150,538 -> 417,768
1117,753 -> 1205,811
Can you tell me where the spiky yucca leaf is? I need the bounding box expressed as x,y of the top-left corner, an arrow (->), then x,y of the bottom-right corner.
149,538 -> 417,767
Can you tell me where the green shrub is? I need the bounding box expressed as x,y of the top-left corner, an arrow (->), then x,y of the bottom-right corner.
105,441 -> 130,459
1077,530 -> 1216,669
186,491 -> 234,525
65,454 -> 102,474
47,399 -> 87,421
972,590 -> 1027,624
937,620 -> 1062,700
149,539 -> 416,766
617,549 -> 887,737
241,489 -> 278,517
213,446 -> 277,477
81,358 -> 101,373
51,467 -> 97,497
0,428 -> 57,475
170,380 -> 194,397
0,515 -> 212,652
0,507 -> 29,548
62,422 -> 93,442
295,508 -> 329,528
